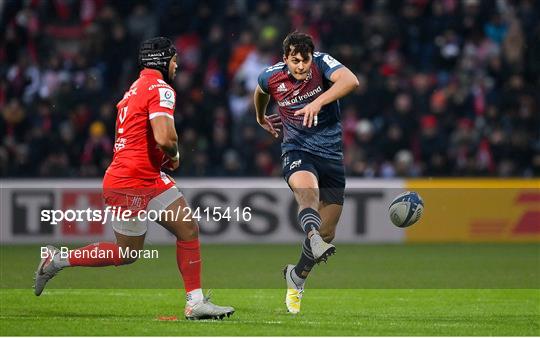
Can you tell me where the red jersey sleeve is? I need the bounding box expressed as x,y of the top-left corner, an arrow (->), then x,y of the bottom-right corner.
147,81 -> 176,121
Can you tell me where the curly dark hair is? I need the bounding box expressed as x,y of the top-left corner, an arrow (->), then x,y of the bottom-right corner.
282,31 -> 315,59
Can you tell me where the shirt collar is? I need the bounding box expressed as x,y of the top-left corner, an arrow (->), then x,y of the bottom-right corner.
140,68 -> 163,79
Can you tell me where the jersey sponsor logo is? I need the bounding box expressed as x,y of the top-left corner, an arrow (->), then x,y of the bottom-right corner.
322,54 -> 341,68
114,137 -> 127,152
277,86 -> 322,107
290,159 -> 302,170
158,88 -> 175,109
277,82 -> 287,92
148,83 -> 172,91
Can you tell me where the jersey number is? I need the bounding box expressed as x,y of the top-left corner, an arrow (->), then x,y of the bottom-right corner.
119,107 -> 128,123
117,106 -> 128,134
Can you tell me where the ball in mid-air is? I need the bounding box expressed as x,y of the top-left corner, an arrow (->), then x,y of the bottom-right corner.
389,191 -> 424,228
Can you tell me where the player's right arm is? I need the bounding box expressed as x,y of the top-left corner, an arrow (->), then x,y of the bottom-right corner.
254,68 -> 282,138
254,85 -> 282,138
253,84 -> 271,124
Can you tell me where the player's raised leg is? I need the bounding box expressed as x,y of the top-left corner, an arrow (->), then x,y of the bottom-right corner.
292,201 -> 342,275
153,188 -> 234,320
288,170 -> 336,263
33,231 -> 145,296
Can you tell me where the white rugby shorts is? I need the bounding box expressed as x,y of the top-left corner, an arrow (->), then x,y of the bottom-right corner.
109,186 -> 183,236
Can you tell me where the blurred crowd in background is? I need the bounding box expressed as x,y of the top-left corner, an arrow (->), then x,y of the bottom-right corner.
2,0 -> 539,178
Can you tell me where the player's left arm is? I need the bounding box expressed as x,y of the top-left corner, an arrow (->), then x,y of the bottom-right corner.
148,84 -> 180,170
295,67 -> 359,127
151,116 -> 179,170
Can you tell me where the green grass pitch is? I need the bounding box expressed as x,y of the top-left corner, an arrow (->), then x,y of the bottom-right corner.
1,244 -> 539,336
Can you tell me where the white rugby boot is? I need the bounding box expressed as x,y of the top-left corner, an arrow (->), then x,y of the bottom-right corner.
34,245 -> 63,296
309,234 -> 336,263
283,264 -> 304,314
184,292 -> 235,320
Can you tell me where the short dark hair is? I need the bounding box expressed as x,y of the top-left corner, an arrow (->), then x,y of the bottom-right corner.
282,32 -> 314,60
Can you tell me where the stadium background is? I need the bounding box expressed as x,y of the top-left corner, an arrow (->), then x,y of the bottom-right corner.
1,0 -> 539,336
2,0 -> 539,178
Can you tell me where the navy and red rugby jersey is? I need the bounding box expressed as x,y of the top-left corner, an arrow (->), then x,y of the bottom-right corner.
258,52 -> 344,160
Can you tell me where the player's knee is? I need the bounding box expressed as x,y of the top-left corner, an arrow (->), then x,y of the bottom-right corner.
177,230 -> 197,241
296,188 -> 319,209
174,224 -> 199,241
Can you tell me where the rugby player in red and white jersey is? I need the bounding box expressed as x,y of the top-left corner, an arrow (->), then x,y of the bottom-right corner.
33,37 -> 234,320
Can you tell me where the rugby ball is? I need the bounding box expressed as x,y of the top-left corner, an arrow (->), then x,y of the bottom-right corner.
389,191 -> 424,228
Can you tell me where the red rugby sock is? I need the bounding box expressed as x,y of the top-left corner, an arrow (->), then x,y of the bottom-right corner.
68,242 -> 124,267
176,239 -> 202,292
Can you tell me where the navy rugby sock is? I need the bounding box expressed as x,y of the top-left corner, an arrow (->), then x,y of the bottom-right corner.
298,208 -> 321,234
294,237 -> 316,278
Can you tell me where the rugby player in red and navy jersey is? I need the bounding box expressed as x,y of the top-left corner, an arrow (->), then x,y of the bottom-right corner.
33,37 -> 234,320
254,32 -> 359,313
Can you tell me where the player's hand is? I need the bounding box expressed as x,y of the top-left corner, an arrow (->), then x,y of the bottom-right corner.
294,101 -> 322,128
162,157 -> 180,171
257,113 -> 282,138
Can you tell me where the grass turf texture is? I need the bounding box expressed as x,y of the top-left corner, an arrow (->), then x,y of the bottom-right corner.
1,289 -> 538,336
1,244 -> 539,335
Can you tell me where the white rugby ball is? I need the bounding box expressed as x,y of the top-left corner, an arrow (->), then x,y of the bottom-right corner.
389,191 -> 424,228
